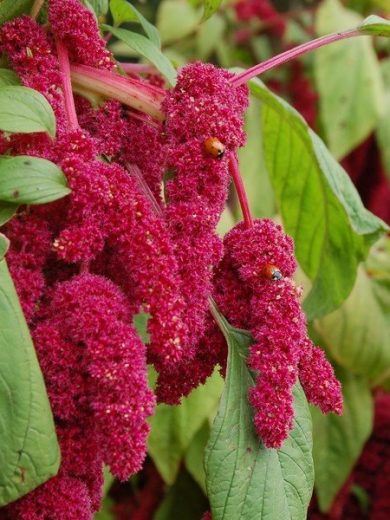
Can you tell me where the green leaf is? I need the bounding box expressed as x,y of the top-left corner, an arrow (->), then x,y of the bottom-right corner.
247,76 -> 387,319
0,202 -> 18,226
0,70 -> 21,88
315,265 -> 390,380
196,14 -> 225,60
103,25 -> 176,86
202,0 -> 223,21
148,370 -> 223,484
0,0 -> 34,24
184,421 -> 210,494
358,14 -> 390,36
0,259 -> 60,506
0,156 -> 70,205
314,0 -> 384,159
0,233 -> 10,260
0,86 -> 56,138
157,0 -> 199,45
376,59 -> 390,180
238,95 -> 275,218
154,470 -> 208,520
312,368 -> 373,512
81,0 -> 109,18
205,312 -> 314,520
133,312 -> 151,343
110,0 -> 161,47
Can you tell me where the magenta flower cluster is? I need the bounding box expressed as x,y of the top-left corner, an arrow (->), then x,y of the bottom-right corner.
0,0 -> 343,516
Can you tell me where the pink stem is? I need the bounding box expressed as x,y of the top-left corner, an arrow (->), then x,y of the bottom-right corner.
56,39 -> 80,131
229,152 -> 253,229
120,63 -> 157,75
70,64 -> 165,121
232,28 -> 359,87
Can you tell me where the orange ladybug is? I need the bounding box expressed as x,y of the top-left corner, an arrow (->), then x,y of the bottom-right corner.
203,137 -> 225,159
261,263 -> 283,281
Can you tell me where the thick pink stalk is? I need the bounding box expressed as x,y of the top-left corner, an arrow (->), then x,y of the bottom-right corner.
56,39 -> 80,131
232,28 -> 358,86
120,63 -> 157,75
70,64 -> 165,121
229,152 -> 253,229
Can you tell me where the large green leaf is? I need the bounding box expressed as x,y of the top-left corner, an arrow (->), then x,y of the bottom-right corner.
315,266 -> 390,380
0,70 -> 20,88
248,76 -> 387,320
238,95 -> 276,219
314,0 -> 384,160
312,368 -> 373,512
148,370 -> 223,484
0,86 -> 56,138
0,259 -> 60,506
205,311 -> 314,520
0,156 -> 70,205
104,25 -> 176,85
0,0 -> 34,24
110,0 -> 161,47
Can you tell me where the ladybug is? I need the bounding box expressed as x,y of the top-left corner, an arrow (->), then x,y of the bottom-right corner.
261,263 -> 283,281
203,137 -> 226,159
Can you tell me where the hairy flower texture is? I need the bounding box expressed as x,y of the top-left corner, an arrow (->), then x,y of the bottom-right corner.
156,314 -> 227,404
225,219 -> 342,447
49,274 -> 155,480
3,214 -> 52,322
0,16 -> 66,129
52,155 -> 111,263
0,474 -> 93,520
76,98 -> 127,157
298,338 -> 342,414
102,162 -> 189,367
120,117 -> 166,202
49,0 -> 114,70
163,62 -> 248,147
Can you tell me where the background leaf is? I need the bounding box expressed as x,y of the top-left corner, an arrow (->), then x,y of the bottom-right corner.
104,25 -> 176,85
0,259 -> 60,506
157,0 -> 199,45
184,420 -> 210,493
148,370 -> 223,484
154,470 -> 208,520
110,0 -> 161,47
0,86 -> 56,137
311,368 -> 373,512
315,264 -> 390,380
205,314 -> 314,520
247,76 -> 387,319
0,0 -> 34,24
0,156 -> 70,205
314,0 -> 384,160
202,0 -> 223,21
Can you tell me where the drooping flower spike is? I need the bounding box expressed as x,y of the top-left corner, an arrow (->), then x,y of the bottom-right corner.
223,219 -> 342,448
